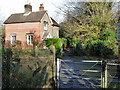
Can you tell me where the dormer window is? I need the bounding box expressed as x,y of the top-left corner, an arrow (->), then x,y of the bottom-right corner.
44,21 -> 48,30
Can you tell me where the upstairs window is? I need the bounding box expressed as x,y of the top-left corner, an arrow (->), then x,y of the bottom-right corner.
10,34 -> 16,44
44,21 -> 48,30
26,33 -> 33,45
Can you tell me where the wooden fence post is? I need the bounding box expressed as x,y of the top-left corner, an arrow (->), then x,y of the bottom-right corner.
101,60 -> 104,88
49,45 -> 56,88
101,60 -> 103,88
117,64 -> 120,83
52,46 -> 56,88
101,60 -> 107,88
105,60 -> 107,88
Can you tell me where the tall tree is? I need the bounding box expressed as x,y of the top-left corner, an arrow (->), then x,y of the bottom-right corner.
60,2 -> 118,42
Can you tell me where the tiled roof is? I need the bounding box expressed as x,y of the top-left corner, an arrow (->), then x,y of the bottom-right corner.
4,11 -> 46,24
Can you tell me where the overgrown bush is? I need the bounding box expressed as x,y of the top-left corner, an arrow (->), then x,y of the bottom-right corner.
99,30 -> 118,55
2,48 -> 13,88
14,40 -> 22,48
71,42 -> 84,56
87,40 -> 114,58
67,37 -> 78,48
2,46 -> 55,88
45,38 -> 63,57
62,38 -> 67,50
82,30 -> 118,59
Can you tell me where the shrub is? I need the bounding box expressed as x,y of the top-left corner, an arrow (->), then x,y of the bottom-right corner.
88,40 -> 114,58
70,42 -> 84,56
75,42 -> 84,56
5,40 -> 12,48
62,38 -> 67,50
2,48 -> 13,88
67,37 -> 78,48
15,40 -> 22,48
45,38 -> 63,56
82,30 -> 117,59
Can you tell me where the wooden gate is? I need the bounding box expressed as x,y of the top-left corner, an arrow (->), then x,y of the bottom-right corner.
56,59 -> 103,88
56,59 -> 120,88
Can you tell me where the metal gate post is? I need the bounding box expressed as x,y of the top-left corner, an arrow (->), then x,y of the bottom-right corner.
57,58 -> 61,88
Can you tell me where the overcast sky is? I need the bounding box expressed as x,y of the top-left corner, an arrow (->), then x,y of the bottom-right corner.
0,0 -> 120,24
0,0 -> 67,24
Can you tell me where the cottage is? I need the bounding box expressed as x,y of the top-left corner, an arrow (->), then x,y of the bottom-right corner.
4,4 -> 59,48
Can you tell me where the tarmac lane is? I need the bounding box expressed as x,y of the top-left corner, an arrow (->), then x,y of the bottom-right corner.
59,57 -> 101,88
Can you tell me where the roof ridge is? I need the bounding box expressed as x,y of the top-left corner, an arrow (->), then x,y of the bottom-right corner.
50,17 -> 59,27
11,10 -> 47,15
4,11 -> 47,24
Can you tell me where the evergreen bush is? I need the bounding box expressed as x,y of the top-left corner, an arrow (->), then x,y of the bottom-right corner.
88,40 -> 114,58
70,42 -> 84,56
45,38 -> 63,57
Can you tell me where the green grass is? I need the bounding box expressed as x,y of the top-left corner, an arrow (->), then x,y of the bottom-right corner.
108,83 -> 120,88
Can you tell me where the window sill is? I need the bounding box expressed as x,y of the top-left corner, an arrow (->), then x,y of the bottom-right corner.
27,44 -> 33,46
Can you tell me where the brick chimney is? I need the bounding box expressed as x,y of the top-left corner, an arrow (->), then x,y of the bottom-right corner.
24,4 -> 32,13
39,4 -> 44,11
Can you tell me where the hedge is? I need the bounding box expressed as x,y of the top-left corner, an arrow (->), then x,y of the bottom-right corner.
44,38 -> 63,56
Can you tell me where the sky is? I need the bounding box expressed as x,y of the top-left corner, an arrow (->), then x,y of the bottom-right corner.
0,0 -> 120,24
0,0 -> 66,24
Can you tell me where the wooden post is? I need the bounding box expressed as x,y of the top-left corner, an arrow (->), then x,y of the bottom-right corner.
105,60 -> 107,88
0,27 -> 2,89
101,60 -> 107,88
117,65 -> 120,83
118,42 -> 120,63
101,60 -> 103,88
118,42 -> 120,82
49,45 -> 56,88
52,46 -> 56,88
101,60 -> 104,88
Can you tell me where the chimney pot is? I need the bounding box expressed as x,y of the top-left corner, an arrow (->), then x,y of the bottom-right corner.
39,4 -> 44,11
24,4 -> 32,14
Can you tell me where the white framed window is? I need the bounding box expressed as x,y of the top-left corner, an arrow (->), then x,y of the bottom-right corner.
26,33 -> 34,45
44,21 -> 48,30
10,34 -> 16,44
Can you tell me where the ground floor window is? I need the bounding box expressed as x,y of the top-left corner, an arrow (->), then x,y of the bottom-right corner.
26,33 -> 34,45
10,34 -> 16,44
